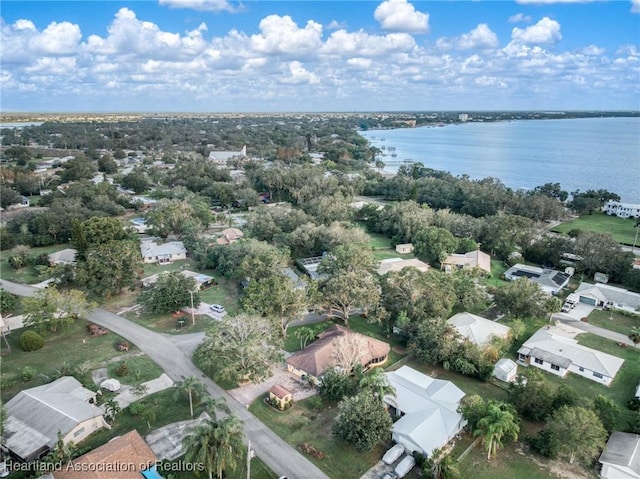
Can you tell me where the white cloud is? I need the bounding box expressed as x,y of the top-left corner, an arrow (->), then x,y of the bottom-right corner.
158,0 -> 236,12
508,13 -> 532,23
346,57 -> 373,69
251,15 -> 323,56
280,61 -> 319,84
437,23 -> 499,51
374,0 -> 429,33
327,20 -> 345,30
322,30 -> 416,56
511,17 -> 561,44
632,0 -> 640,13
581,45 -> 605,56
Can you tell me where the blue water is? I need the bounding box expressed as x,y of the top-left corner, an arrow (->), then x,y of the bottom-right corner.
359,117 -> 640,203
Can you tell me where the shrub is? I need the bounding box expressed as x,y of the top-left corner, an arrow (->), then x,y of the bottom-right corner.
0,289 -> 18,314
21,366 -> 37,381
114,361 -> 129,377
128,402 -> 144,415
19,330 -> 45,351
307,396 -> 324,411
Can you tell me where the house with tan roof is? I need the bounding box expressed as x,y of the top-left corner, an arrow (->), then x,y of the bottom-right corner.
517,327 -> 625,386
377,258 -> 429,275
215,227 -> 244,245
446,312 -> 511,347
3,377 -> 109,462
441,250 -> 491,275
286,324 -> 390,383
52,430 -> 160,479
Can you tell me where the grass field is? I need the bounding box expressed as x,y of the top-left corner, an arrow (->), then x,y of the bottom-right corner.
484,259 -> 510,288
552,212 -> 639,245
0,319 -> 161,402
249,396 -> 388,479
587,309 -> 639,337
0,243 -> 71,284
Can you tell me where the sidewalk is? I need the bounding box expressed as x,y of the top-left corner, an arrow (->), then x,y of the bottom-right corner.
114,373 -> 174,408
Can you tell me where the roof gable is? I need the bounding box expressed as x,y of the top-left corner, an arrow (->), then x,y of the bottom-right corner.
447,312 -> 511,347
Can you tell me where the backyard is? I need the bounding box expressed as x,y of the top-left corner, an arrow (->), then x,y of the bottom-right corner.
552,212 -> 639,245
0,318 -> 162,402
0,243 -> 71,284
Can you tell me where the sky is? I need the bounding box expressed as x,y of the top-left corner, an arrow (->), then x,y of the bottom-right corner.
1,0 -> 639,112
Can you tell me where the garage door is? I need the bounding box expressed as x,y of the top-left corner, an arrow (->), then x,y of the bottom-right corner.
579,296 -> 597,306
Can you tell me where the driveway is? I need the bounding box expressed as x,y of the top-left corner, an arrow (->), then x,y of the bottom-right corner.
2,279 -> 329,479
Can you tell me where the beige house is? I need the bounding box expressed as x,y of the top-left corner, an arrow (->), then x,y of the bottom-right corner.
377,258 -> 429,275
286,324 -> 390,383
216,227 -> 244,245
447,312 -> 511,347
140,240 -> 187,264
395,243 -> 414,254
268,385 -> 293,410
441,250 -> 491,275
3,377 -> 109,462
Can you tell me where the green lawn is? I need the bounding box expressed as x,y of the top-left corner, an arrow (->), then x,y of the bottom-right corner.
124,309 -> 213,334
198,276 -> 242,315
0,319 -> 160,402
363,230 -> 394,250
552,212 -> 639,245
249,396 -> 387,479
0,243 -> 71,284
484,259 -> 509,288
587,309 -> 639,337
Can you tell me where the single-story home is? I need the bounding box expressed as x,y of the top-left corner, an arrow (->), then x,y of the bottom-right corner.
395,243 -> 414,254
52,430 -> 159,479
286,324 -> 390,383
446,312 -> 511,347
377,258 -> 430,275
493,358 -> 518,383
140,240 -> 187,265
384,366 -> 466,458
517,328 -> 625,386
296,256 -> 329,281
575,282 -> 640,313
47,248 -> 77,266
441,250 -> 491,275
504,263 -> 571,295
207,145 -> 247,165
3,377 -> 110,462
599,431 -> 640,479
129,217 -> 149,234
141,270 -> 214,290
215,227 -> 244,245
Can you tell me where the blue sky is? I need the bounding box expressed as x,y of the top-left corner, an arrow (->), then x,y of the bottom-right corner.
1,0 -> 639,112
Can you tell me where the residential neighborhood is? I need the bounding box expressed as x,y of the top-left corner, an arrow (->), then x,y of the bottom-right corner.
0,113 -> 639,479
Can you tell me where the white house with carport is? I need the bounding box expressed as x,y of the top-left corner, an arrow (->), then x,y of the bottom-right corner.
575,282 -> 640,313
517,328 -> 625,386
2,377 -> 109,462
599,431 -> 640,479
384,366 -> 466,458
446,312 -> 511,347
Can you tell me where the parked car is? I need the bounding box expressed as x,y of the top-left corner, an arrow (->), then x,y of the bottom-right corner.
210,304 -> 225,314
382,444 -> 405,465
394,455 -> 416,479
382,474 -> 397,479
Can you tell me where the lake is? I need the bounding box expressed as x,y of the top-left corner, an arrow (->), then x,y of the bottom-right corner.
359,117 -> 640,203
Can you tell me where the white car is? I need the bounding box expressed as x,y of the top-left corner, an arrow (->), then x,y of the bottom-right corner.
210,304 -> 225,314
382,444 -> 405,465
394,455 -> 416,479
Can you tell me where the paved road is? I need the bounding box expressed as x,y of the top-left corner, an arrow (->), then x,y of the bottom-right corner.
1,280 -> 329,479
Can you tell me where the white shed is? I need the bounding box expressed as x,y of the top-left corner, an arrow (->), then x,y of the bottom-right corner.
493,358 -> 518,383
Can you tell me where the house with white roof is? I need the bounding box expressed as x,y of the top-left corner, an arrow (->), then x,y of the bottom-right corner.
140,240 -> 187,264
504,263 -> 571,295
2,377 -> 109,462
207,145 -> 247,165
599,432 -> 640,479
447,312 -> 511,347
517,328 -> 625,386
575,282 -> 640,314
604,200 -> 640,219
384,366 -> 466,458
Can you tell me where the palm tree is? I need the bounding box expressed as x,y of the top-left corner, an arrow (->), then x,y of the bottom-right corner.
358,367 -> 395,402
183,415 -> 245,479
103,398 -> 121,422
473,401 -> 520,460
629,326 -> 640,345
174,375 -> 207,417
141,406 -> 156,430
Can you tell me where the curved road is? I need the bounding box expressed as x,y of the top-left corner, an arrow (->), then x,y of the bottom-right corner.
1,280 -> 328,479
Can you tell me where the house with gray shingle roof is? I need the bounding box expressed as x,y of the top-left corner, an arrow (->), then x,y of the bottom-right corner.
447,312 -> 511,347
599,431 -> 640,479
3,377 -> 109,462
504,263 -> 571,295
140,240 -> 187,264
517,328 -> 625,386
575,282 -> 640,313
